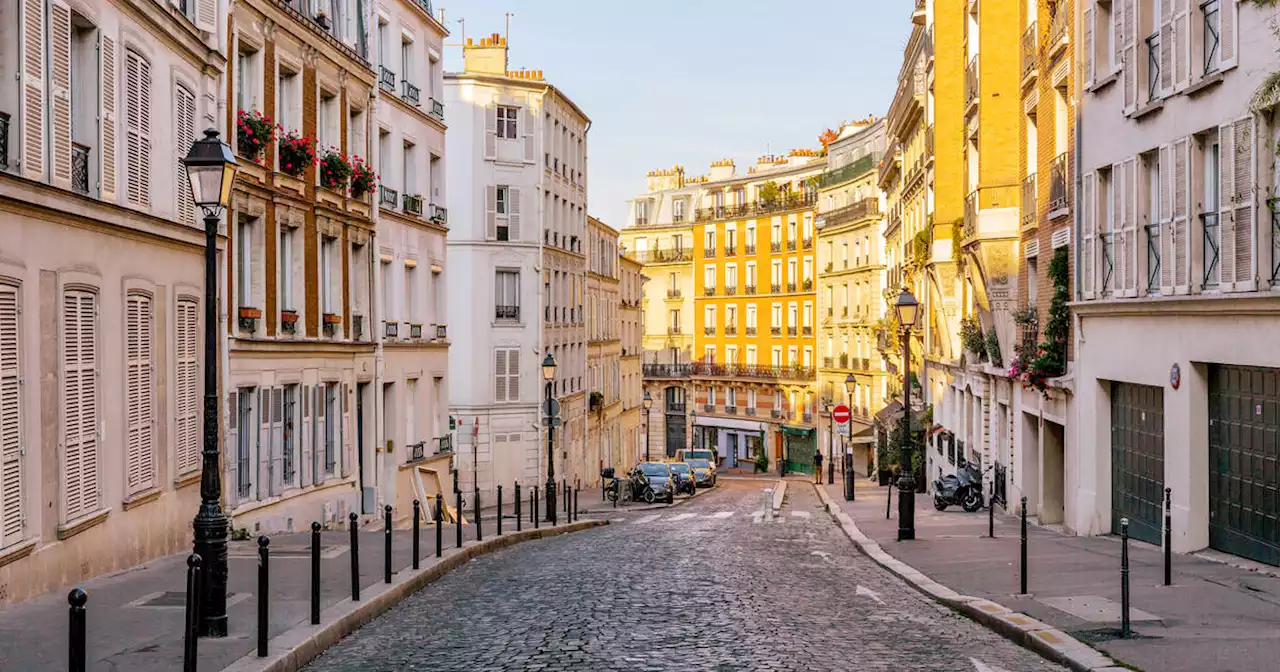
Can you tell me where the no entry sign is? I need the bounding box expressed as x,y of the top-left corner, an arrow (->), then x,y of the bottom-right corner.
832,405 -> 851,424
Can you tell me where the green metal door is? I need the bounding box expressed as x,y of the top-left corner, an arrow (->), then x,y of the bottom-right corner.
1209,365 -> 1280,566
782,426 -> 815,475
1110,382 -> 1165,545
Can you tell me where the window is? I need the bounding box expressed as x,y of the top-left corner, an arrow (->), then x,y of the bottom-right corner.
1,283 -> 23,547
707,387 -> 717,406
124,50 -> 152,208
404,264 -> 417,323
1203,0 -> 1221,74
803,347 -> 813,368
672,199 -> 685,221
496,270 -> 520,320
321,236 -> 337,315
279,226 -> 295,311
803,257 -> 812,282
669,309 -> 681,331
704,346 -> 716,364
788,259 -> 797,284
705,305 -> 716,328
704,265 -> 716,289
323,382 -> 338,475
704,230 -> 716,253
726,347 -> 738,365
124,292 -> 155,495
1027,257 -> 1039,305
772,223 -> 781,245
771,260 -> 782,287
772,303 -> 782,328
727,386 -> 737,406
1145,151 -> 1161,293
772,346 -> 783,367
746,304 -> 757,328
746,346 -> 757,366
234,388 -> 253,498
174,84 -> 197,224
277,64 -> 301,134
803,302 -> 813,327
494,348 -> 520,402
282,385 -> 297,485
62,290 -> 99,521
319,91 -> 339,153
237,216 -> 255,309
746,262 -> 757,287
497,105 -> 519,138
635,200 -> 649,224
236,45 -> 262,113
726,264 -> 738,288
788,304 -> 798,328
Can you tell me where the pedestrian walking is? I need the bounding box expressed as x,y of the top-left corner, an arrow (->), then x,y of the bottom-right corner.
813,448 -> 824,484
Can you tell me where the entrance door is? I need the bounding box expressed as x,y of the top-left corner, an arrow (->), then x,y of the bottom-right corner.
1209,365 -> 1280,566
357,382 -> 370,513
663,386 -> 686,457
1110,382 -> 1165,545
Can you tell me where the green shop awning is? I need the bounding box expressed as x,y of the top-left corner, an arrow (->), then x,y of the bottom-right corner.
780,425 -> 815,437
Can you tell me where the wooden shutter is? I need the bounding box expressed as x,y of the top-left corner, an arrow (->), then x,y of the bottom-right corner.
1,284 -> 23,547
1119,159 -> 1138,296
1159,0 -> 1173,96
339,382 -> 349,479
522,106 -> 535,163
494,349 -> 507,402
256,387 -> 269,499
1228,115 -> 1256,291
1122,0 -> 1137,114
1172,0 -> 1190,91
175,85 -> 196,226
1084,5 -> 1095,89
1113,0 -> 1124,76
315,385 -> 325,481
509,187 -> 522,240
175,299 -> 199,475
1218,121 -> 1236,288
62,290 -> 98,521
20,0 -> 46,181
1159,145 -> 1175,294
125,293 -> 154,494
507,348 -> 519,402
270,387 -> 283,495
124,50 -> 152,208
485,185 -> 497,239
484,104 -> 497,160
226,390 -> 238,501
49,1 -> 72,189
300,384 -> 313,487
99,34 -> 118,203
1172,138 -> 1191,291
1082,172 -> 1097,299
194,0 -> 216,33
1219,0 -> 1237,70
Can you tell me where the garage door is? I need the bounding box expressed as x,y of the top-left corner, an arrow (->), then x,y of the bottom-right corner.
1209,365 -> 1280,566
1110,382 -> 1165,545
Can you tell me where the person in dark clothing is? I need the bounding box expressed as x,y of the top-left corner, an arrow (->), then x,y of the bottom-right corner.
813,449 -> 824,484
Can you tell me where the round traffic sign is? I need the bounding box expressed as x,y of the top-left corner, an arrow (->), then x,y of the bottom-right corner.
832,405 -> 851,424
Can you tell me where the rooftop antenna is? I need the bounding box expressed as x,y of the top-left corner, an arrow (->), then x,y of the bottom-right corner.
505,12 -> 514,44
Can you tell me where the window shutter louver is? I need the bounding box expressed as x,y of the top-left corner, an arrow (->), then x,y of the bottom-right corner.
1120,159 -> 1138,296
1,284 -> 23,547
176,299 -> 199,475
125,51 -> 152,208
315,385 -> 325,482
1219,0 -> 1237,70
270,387 -> 283,495
226,390 -> 238,501
49,1 -> 72,189
1082,172 -> 1097,299
20,0 -> 46,182
194,0 -> 216,33
494,349 -> 507,402
1084,6 -> 1095,88
509,187 -> 521,240
256,388 -> 267,499
1159,145 -> 1175,294
1113,1 -> 1125,76
484,104 -> 497,159
339,383 -> 349,479
1159,0 -> 1173,96
1122,0 -> 1137,114
1218,121 -> 1237,288
522,107 -> 535,163
125,293 -> 154,494
486,185 -> 497,239
1173,138 -> 1190,291
62,290 -> 98,521
99,34 -> 117,202
1229,115 -> 1256,290
175,86 -> 196,226
1172,0 -> 1190,91
301,385 -> 313,487
507,348 -> 519,402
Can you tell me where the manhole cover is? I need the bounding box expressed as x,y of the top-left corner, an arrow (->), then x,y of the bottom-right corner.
1068,627 -> 1160,644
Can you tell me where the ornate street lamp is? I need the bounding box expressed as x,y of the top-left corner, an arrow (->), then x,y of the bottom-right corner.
894,288 -> 920,540
642,391 -> 653,461
542,353 -> 557,524
824,399 -> 834,486
181,129 -> 239,637
844,373 -> 857,501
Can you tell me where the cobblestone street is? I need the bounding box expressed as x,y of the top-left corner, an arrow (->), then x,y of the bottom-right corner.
305,480 -> 1064,671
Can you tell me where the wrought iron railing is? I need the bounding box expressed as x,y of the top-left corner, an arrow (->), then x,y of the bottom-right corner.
667,326 -> 682,335
745,284 -> 756,295
72,142 -> 90,195
1022,22 -> 1037,78
787,326 -> 797,336
1145,223 -> 1162,292
1021,172 -> 1038,227
634,248 -> 692,264
770,326 -> 782,336
693,192 -> 818,222
1100,232 -> 1117,293
771,241 -> 782,253
725,325 -> 737,336
435,323 -> 447,340
1049,153 -> 1068,215
1019,321 -> 1039,356
746,326 -> 757,336
0,111 -> 9,169
379,66 -> 396,93
965,55 -> 979,107
643,363 -> 693,378
380,185 -> 398,208
802,279 -> 813,291
496,305 -> 519,320
787,239 -> 797,252
770,283 -> 781,294
403,193 -> 424,215
803,412 -> 813,424
745,243 -> 756,254
384,320 -> 399,339
704,286 -> 716,297
1204,0 -> 1221,74
704,245 -> 717,259
666,288 -> 682,299
1049,6 -> 1067,50
820,198 -> 879,228
838,353 -> 849,368
429,97 -> 445,120
815,153 -> 879,189
725,406 -> 737,415
1147,33 -> 1162,100
1202,213 -> 1220,288
429,203 -> 448,224
409,323 -> 423,339
771,409 -> 782,419
1270,198 -> 1280,284
704,326 -> 716,336
963,191 -> 978,242
690,362 -> 816,381
725,285 -> 737,296
993,463 -> 1008,508
803,237 -> 813,250
824,356 -> 834,368
725,244 -> 736,256
802,326 -> 812,336
402,80 -> 421,106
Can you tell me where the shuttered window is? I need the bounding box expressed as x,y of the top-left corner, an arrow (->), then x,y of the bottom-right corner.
125,292 -> 154,494
99,34 -> 117,202
1,283 -> 23,548
175,84 -> 196,225
175,298 -> 200,475
62,289 -> 99,522
19,0 -> 46,182
494,347 -> 520,403
124,49 -> 152,208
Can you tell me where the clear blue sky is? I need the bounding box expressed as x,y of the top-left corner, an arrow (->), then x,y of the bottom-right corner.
441,0 -> 909,229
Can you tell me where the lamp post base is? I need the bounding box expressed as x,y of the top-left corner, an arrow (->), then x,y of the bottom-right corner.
193,507 -> 229,637
545,477 -> 557,524
896,472 -> 916,541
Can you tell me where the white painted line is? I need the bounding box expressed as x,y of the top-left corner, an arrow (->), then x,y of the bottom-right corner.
791,511 -> 812,519
855,585 -> 884,604
632,514 -> 662,525
970,658 -> 1011,672
710,511 -> 735,519
668,513 -> 697,521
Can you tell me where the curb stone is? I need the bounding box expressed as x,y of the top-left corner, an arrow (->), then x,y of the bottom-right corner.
812,483 -> 1125,672
223,520 -> 608,672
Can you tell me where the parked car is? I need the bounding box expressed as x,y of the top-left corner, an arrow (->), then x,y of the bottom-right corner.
675,448 -> 717,468
687,458 -> 716,488
633,462 -> 675,504
669,462 -> 697,496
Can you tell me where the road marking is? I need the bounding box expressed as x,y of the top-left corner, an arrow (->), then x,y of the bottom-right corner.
970,658 -> 1012,672
633,514 -> 662,525
855,585 -> 884,604
668,513 -> 697,521
709,511 -> 734,519
791,511 -> 811,519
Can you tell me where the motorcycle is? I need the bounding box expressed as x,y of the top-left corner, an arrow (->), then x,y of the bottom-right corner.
603,468 -> 631,505
933,461 -> 985,512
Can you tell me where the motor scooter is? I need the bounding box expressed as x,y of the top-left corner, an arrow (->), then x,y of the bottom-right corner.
933,461 -> 984,512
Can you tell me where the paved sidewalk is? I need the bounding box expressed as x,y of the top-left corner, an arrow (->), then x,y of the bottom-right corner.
0,515 -> 571,672
823,479 -> 1280,672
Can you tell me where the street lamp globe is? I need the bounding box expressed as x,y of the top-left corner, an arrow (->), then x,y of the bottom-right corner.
894,288 -> 920,328
541,353 -> 557,381
642,391 -> 653,410
182,128 -> 239,212
844,372 -> 857,397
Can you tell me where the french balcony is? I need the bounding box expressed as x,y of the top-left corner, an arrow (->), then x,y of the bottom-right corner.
704,286 -> 717,297
802,326 -> 812,336
745,284 -> 757,295
1048,153 -> 1069,218
666,288 -> 682,299
1048,6 -> 1068,56
819,198 -> 880,229
746,327 -> 757,336
403,193 -> 424,216
725,244 -> 737,256
725,325 -> 737,336
380,185 -> 398,209
429,203 -> 448,225
771,241 -> 782,253
383,320 -> 399,339
1021,173 -> 1038,228
668,326 -> 683,335
0,111 -> 9,169
787,326 -> 797,337
435,323 -> 448,340
745,243 -> 757,254
787,240 -> 797,252
379,66 -> 396,94
802,412 -> 814,424
72,142 -> 90,195
770,326 -> 782,336
1022,22 -> 1038,81
635,248 -> 693,264
408,323 -> 423,339
428,97 -> 445,120
965,56 -> 979,110
704,326 -> 716,336
771,409 -> 782,419
725,406 -> 737,415
839,353 -> 849,368
787,282 -> 797,293
704,403 -> 715,412
643,363 -> 693,378
690,362 -> 816,382
745,408 -> 757,416
802,237 -> 813,250
496,305 -> 520,321
824,356 -> 834,368
725,285 -> 737,296
963,191 -> 978,244
704,246 -> 717,259
401,80 -> 421,106
770,283 -> 782,293
802,279 -> 813,291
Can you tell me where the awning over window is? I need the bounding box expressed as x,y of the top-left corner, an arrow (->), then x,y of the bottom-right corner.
781,425 -> 815,437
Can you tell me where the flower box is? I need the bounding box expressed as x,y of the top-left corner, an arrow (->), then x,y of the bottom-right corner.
277,129 -> 315,178
350,156 -> 377,200
280,310 -> 299,334
322,313 -> 341,336
238,306 -> 261,332
318,149 -> 352,192
236,109 -> 276,162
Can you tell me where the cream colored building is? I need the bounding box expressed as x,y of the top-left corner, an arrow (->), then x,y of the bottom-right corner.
0,0 -> 223,603
619,253 -> 645,469
586,216 -> 621,482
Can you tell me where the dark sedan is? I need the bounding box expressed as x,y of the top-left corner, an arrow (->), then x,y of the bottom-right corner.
634,462 -> 675,504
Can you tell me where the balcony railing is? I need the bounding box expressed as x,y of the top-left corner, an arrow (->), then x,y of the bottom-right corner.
786,240 -> 797,252
429,97 -> 445,120
1049,6 -> 1068,52
725,325 -> 737,336
643,363 -> 693,378
1100,232 -> 1117,293
1021,172 -> 1038,227
1048,153 -> 1068,216
745,243 -> 756,254
839,353 -> 849,368
380,186 -> 398,208
401,80 -> 421,106
820,198 -> 880,228
1147,33 -> 1162,101
787,282 -> 797,293
802,237 -> 813,250
770,326 -> 782,336
725,285 -> 737,296
1022,22 -> 1037,79
403,193 -> 424,216
802,279 -> 813,291
379,66 -> 396,93
693,192 -> 818,222
802,412 -> 813,424
666,288 -> 682,299
965,56 -> 979,108
1020,322 -> 1039,356
746,407 -> 757,416
691,362 -> 816,382
435,324 -> 448,340
1202,213 -> 1220,289
496,305 -> 519,321
384,320 -> 399,339
816,153 -> 880,190
824,356 -> 834,368
704,246 -> 717,259
704,326 -> 716,336
771,241 -> 782,253
72,142 -> 90,195
704,286 -> 717,297
725,244 -> 736,256
0,111 -> 9,169
770,283 -> 781,293
725,406 -> 737,415
771,409 -> 782,419
963,191 -> 978,243
746,327 -> 757,336
634,248 -> 693,264
667,326 -> 682,335
787,326 -> 797,336
745,284 -> 756,295
801,326 -> 812,336
409,323 -> 423,339
429,203 -> 448,225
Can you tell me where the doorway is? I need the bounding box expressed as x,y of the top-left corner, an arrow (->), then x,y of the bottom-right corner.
357,382 -> 370,513
1041,420 -> 1065,525
1020,412 -> 1040,517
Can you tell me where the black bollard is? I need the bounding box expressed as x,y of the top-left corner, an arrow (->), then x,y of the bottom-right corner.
885,474 -> 893,519
412,500 -> 421,570
1020,496 -> 1028,595
515,482 -> 522,532
455,490 -> 463,548
564,481 -> 570,516
988,479 -> 995,539
349,512 -> 360,601
434,493 -> 443,558
68,588 -> 87,672
497,486 -> 504,535
533,486 -> 540,529
183,555 -> 201,672
1121,517 -> 1131,638
310,523 -> 321,625
257,536 -> 269,657
1164,487 -> 1172,587
574,487 -> 579,522
475,486 -> 482,542
383,505 -> 393,584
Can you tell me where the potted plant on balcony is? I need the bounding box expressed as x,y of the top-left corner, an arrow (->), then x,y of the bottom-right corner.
236,109 -> 276,162
589,391 -> 604,411
960,314 -> 987,363
350,156 -> 377,200
280,309 -> 299,333
318,147 -> 352,192
277,128 -> 316,178
322,312 -> 342,336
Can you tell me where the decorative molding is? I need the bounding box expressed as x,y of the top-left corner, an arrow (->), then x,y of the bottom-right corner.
233,191 -> 268,218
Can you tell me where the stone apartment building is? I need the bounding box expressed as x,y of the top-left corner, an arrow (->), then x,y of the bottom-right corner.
0,0 -> 223,603
586,216 -> 620,480
619,253 -> 645,469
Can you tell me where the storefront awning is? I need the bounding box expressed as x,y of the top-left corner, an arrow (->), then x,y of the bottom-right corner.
694,416 -> 767,433
781,425 -> 815,437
